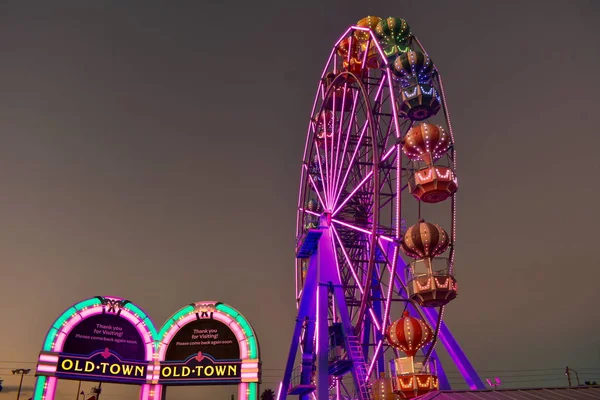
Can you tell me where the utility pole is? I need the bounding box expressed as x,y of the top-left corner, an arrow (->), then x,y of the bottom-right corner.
91,382 -> 102,400
566,366 -> 581,387
76,381 -> 82,400
12,369 -> 31,400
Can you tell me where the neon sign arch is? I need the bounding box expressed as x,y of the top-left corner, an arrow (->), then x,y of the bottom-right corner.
33,296 -> 158,400
157,301 -> 261,400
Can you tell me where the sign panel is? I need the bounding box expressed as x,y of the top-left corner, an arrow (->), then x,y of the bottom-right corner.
160,353 -> 241,385
62,313 -> 146,361
55,349 -> 148,384
161,317 -> 241,385
165,318 -> 240,362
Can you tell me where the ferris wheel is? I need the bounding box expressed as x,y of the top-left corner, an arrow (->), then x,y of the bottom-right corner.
278,16 -> 486,400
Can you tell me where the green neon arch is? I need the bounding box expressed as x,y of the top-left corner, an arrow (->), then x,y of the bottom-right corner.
158,302 -> 260,400
41,297 -> 158,352
34,297 -> 158,400
158,302 -> 259,359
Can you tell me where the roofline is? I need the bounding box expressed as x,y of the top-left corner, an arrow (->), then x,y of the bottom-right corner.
438,384 -> 600,393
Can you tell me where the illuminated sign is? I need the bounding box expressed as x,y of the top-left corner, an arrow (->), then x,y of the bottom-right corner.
159,353 -> 241,385
55,350 -> 148,384
33,298 -> 261,400
62,312 -> 146,361
165,318 -> 240,361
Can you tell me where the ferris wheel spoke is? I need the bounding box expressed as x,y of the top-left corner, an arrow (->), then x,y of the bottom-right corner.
331,119 -> 369,207
332,89 -> 360,209
313,142 -> 330,208
320,111 -> 333,207
331,170 -> 374,217
303,163 -> 328,210
381,246 -> 399,335
366,338 -> 385,379
331,225 -> 365,296
331,218 -> 395,243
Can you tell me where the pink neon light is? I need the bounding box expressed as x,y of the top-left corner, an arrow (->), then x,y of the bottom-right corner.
382,145 -> 396,162
299,208 -> 319,217
211,312 -> 249,359
276,382 -> 283,400
314,143 -> 330,209
60,314 -> 83,336
332,121 -> 368,207
385,70 -> 401,140
331,225 -> 364,295
176,313 -> 198,328
51,305 -> 155,363
159,325 -> 179,352
332,218 -> 395,242
54,332 -> 67,351
152,384 -> 163,400
238,382 -> 248,400
332,170 -> 374,216
370,30 -> 390,66
369,308 -> 382,332
46,377 -> 57,399
315,284 -> 320,352
158,314 -> 196,358
307,173 -> 327,209
79,308 -> 98,319
39,354 -> 58,363
331,91 -> 359,206
381,238 -> 398,336
241,372 -> 258,379
141,384 -> 150,400
367,339 -> 384,379
297,30 -> 341,296
37,365 -> 57,373
331,225 -> 381,330
360,36 -> 371,67
322,111 -> 332,208
329,230 -> 344,287
242,362 -> 259,369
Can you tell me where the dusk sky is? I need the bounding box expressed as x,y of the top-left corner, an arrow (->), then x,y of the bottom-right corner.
1,1 -> 599,399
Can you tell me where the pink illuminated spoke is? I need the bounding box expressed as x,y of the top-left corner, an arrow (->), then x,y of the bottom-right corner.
331,225 -> 365,296
331,120 -> 369,208
331,218 -> 395,243
332,170 -> 373,217
331,225 -> 381,330
366,339 -> 384,379
303,164 -> 326,204
331,87 -> 359,211
313,140 -> 329,207
381,145 -> 397,162
331,76 -> 387,209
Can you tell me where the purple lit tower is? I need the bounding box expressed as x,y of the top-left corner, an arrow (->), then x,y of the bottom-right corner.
277,16 -> 484,400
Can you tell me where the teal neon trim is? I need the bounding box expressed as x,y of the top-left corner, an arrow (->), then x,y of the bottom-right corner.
42,328 -> 58,352
43,298 -> 103,351
33,376 -> 46,400
124,302 -> 158,340
158,305 -> 195,340
74,298 -> 101,311
248,382 -> 258,400
215,303 -> 258,359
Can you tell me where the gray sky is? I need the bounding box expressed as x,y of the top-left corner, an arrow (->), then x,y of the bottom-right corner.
1,1 -> 599,398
